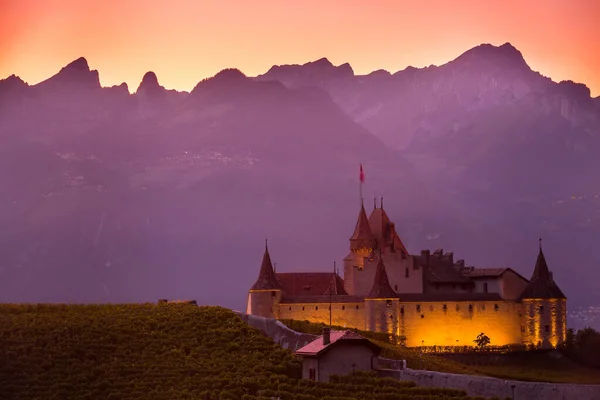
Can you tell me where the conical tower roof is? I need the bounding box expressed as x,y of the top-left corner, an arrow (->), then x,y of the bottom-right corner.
350,202 -> 375,241
350,202 -> 377,254
520,243 -> 566,300
367,254 -> 397,298
250,243 -> 282,291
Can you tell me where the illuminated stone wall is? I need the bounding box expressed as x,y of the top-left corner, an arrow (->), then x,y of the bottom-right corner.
279,301 -> 367,330
521,298 -> 567,348
365,298 -> 400,336
396,300 -> 523,347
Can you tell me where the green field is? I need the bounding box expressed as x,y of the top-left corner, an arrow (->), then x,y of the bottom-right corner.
280,319 -> 600,385
0,304 -> 501,400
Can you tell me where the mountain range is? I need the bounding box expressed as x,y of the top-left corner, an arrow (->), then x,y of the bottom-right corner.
1,42 -> 599,322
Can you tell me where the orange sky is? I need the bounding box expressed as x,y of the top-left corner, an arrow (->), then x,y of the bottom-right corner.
1,0 -> 599,96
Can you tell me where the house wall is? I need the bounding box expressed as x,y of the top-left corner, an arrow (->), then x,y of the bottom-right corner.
521,298 -> 567,348
317,342 -> 377,382
279,302 -> 367,331
302,357 -> 319,381
472,278 -> 502,294
395,300 -> 523,347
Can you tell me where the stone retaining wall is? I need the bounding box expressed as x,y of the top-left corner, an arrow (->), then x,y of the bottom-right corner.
393,368 -> 600,400
234,312 -> 317,351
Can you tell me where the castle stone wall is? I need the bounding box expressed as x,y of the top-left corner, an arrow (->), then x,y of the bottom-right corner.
279,301 -> 367,331
398,300 -> 522,347
501,270 -> 529,300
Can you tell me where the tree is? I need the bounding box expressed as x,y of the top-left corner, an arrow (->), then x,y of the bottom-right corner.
474,332 -> 491,349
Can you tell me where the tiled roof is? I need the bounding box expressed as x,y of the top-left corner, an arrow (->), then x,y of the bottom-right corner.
520,249 -> 566,300
276,272 -> 347,297
250,245 -> 282,291
296,330 -> 380,356
398,292 -> 503,302
367,254 -> 397,298
280,295 -> 365,304
462,267 -> 529,283
368,207 -> 408,255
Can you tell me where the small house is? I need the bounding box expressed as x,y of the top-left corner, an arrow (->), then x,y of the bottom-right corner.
295,328 -> 382,382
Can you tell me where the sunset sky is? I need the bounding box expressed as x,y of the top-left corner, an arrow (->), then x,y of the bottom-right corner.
1,0 -> 599,95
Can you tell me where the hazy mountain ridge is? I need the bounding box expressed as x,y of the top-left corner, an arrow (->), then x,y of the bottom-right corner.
1,43 -> 599,313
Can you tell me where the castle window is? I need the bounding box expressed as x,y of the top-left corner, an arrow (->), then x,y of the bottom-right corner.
521,326 -> 525,332
389,314 -> 393,320
288,306 -> 292,311
302,306 -> 305,311
481,304 -> 485,311
539,306 -> 544,314
416,304 -> 421,312
386,300 -> 393,307
443,304 -> 447,312
400,306 -> 404,314
356,265 -> 363,271
468,304 -> 473,312
356,305 -> 359,309
494,304 -> 499,311
342,305 -> 345,310
456,304 -> 460,311
483,283 -> 488,293
545,325 -> 550,333
405,268 -> 409,278
421,314 -> 425,318
394,285 -> 398,291
272,291 -> 276,297
315,306 -> 318,310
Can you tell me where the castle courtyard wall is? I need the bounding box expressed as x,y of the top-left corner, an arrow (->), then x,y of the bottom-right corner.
279,302 -> 367,331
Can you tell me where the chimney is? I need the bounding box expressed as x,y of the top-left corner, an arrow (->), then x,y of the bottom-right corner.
421,250 -> 430,265
323,328 -> 331,345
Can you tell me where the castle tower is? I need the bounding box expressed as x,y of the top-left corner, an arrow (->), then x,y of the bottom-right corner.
344,201 -> 378,295
365,254 -> 399,336
246,242 -> 283,318
519,240 -> 567,349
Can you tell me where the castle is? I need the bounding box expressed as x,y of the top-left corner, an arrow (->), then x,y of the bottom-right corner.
247,199 -> 567,349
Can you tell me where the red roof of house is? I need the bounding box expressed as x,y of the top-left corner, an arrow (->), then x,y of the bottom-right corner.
296,330 -> 381,356
276,272 -> 347,297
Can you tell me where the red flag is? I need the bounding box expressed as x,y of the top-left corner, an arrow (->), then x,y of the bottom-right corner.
359,164 -> 365,183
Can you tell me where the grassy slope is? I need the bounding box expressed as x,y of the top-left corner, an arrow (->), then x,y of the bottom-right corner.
1,304 -> 492,400
280,319 -> 600,385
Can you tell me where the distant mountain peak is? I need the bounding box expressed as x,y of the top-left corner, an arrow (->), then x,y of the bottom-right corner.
213,68 -> 247,80
141,71 -> 159,86
64,57 -> 90,72
453,42 -> 529,70
136,71 -> 162,94
309,57 -> 334,68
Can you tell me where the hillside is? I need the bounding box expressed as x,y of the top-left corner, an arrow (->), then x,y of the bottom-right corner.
0,304 -> 489,400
